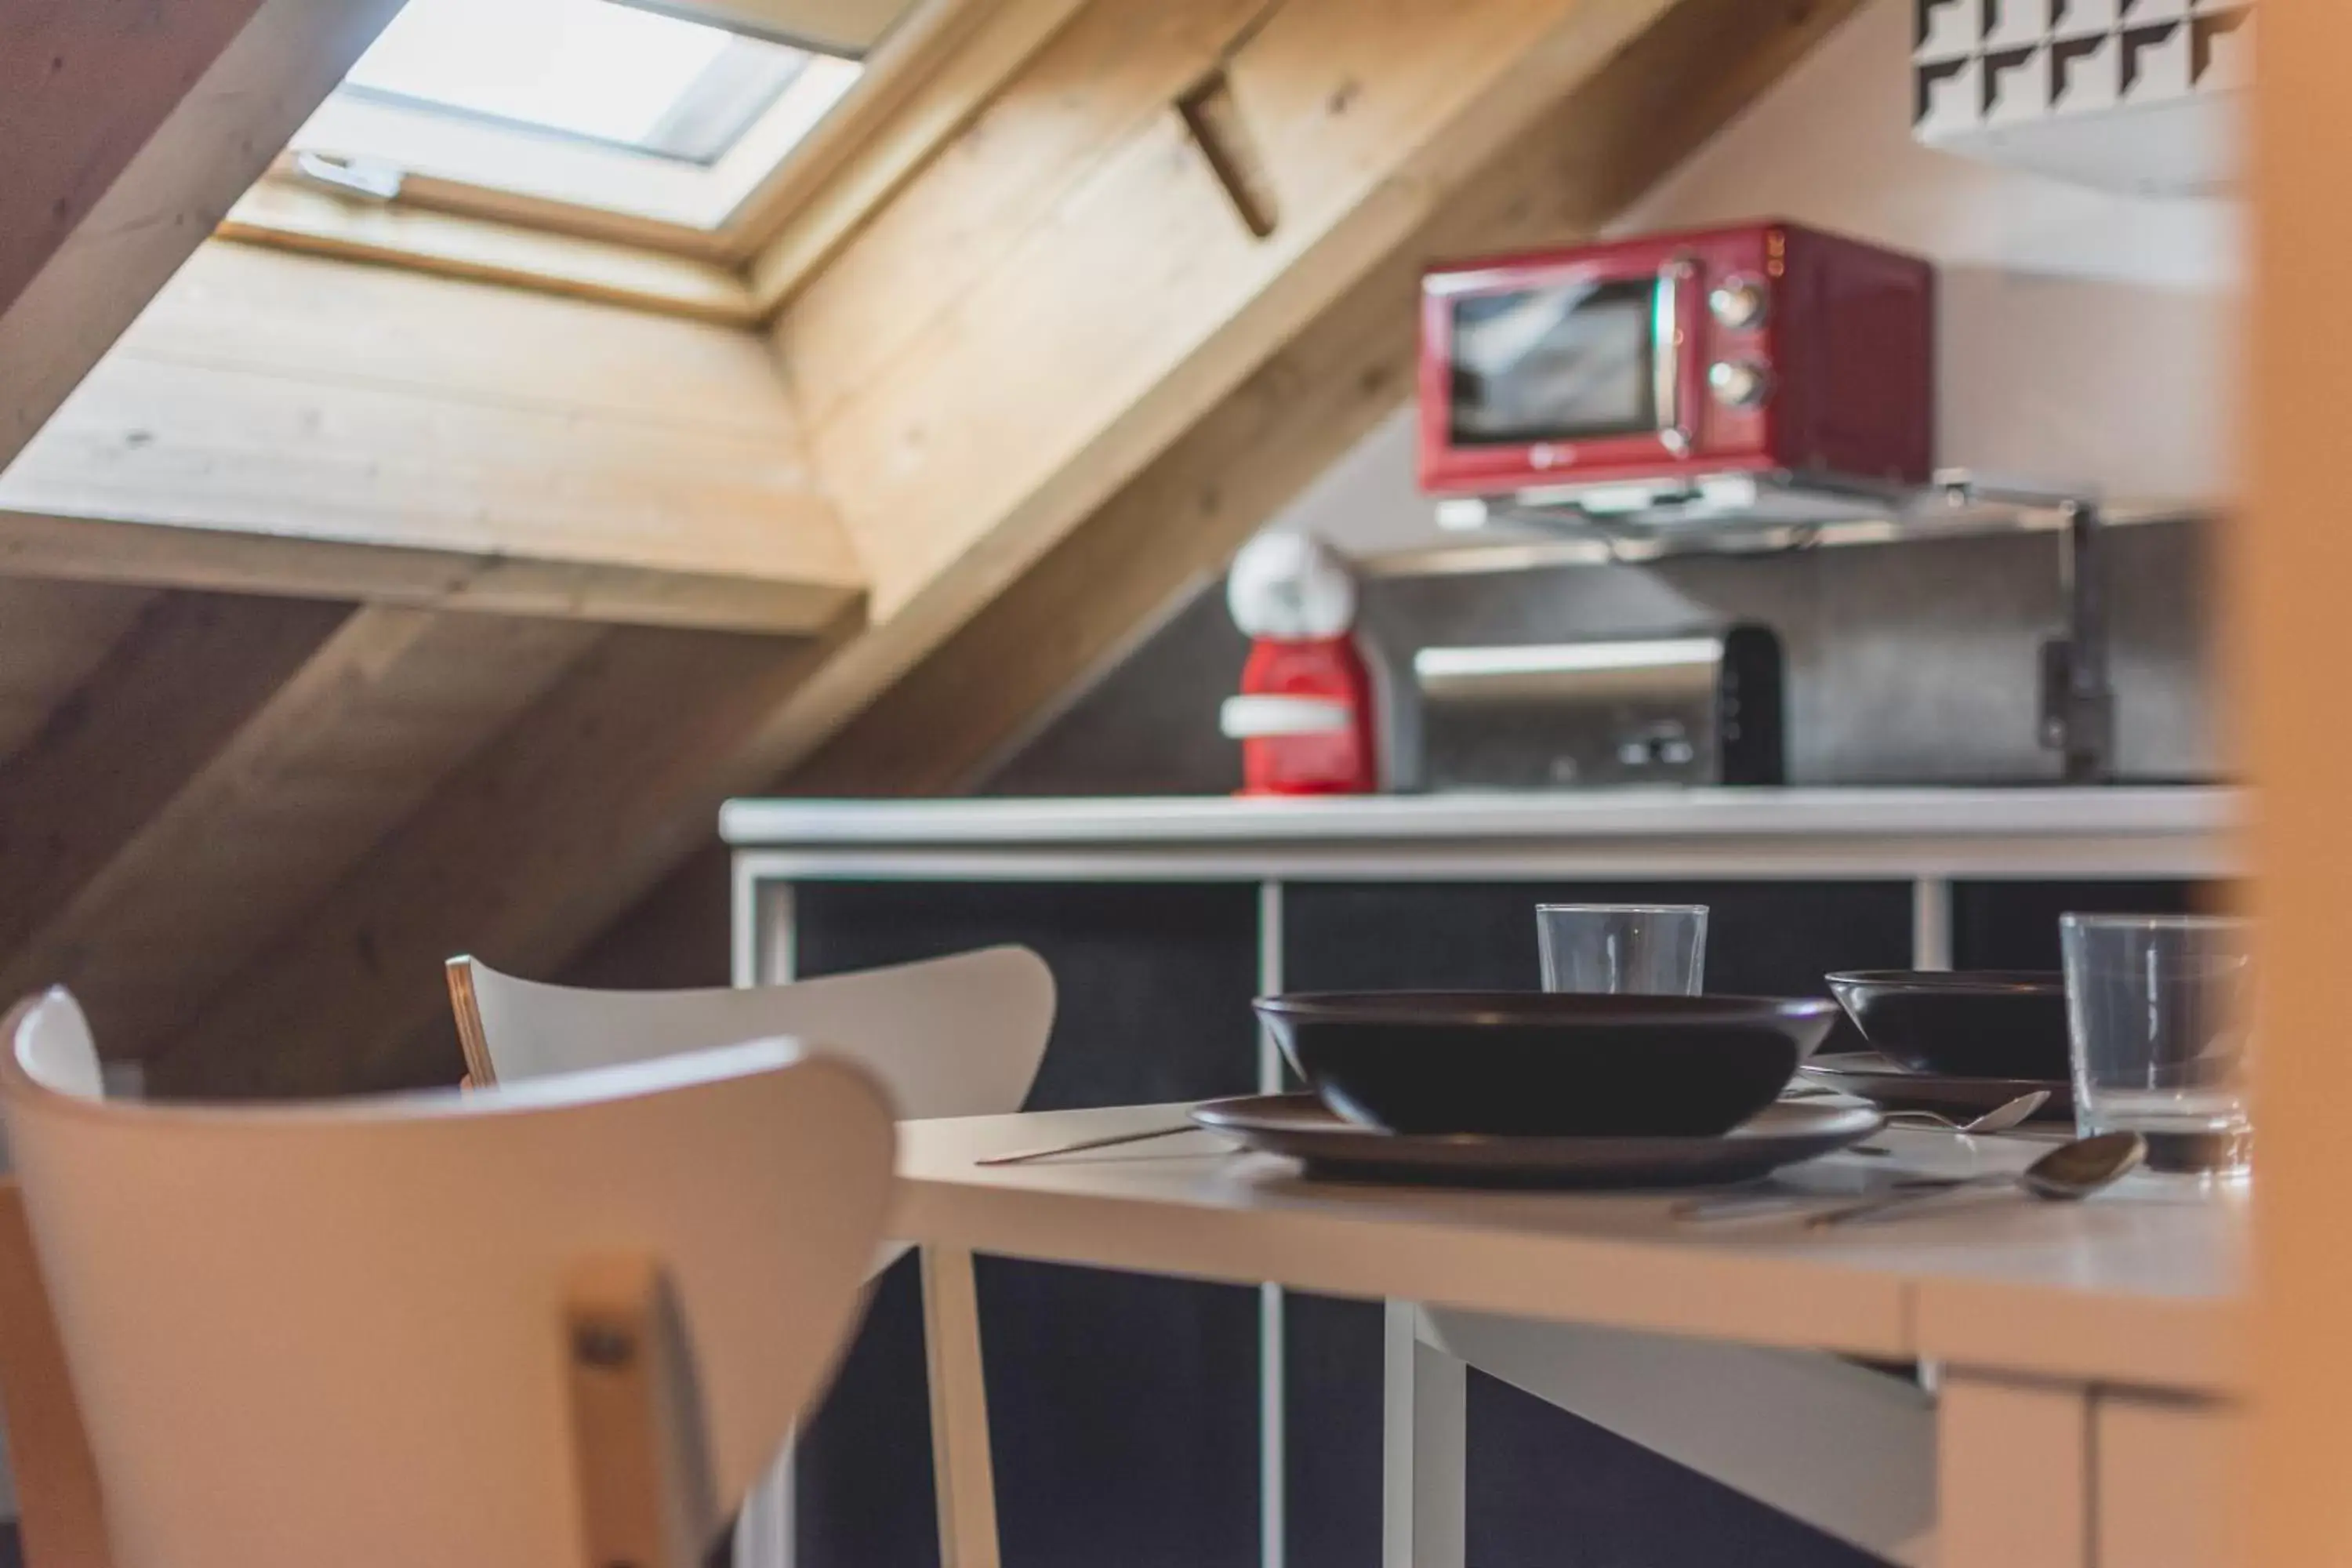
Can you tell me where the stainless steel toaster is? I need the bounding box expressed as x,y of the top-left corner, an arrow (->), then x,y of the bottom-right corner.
1411,625 -> 1784,789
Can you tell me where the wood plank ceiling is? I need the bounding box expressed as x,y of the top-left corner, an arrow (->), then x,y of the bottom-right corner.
0,0 -> 1860,1095
0,0 -> 407,470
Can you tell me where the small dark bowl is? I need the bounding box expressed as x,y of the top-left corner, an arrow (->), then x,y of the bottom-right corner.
1824,971 -> 2068,1080
1252,991 -> 1838,1138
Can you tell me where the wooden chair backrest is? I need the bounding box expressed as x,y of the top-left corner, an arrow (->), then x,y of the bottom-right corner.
449,945 -> 1055,1120
0,989 -> 893,1568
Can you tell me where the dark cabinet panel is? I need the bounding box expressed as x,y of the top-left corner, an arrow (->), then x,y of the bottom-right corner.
1281,1291 -> 1386,1568
1951,880 -> 2210,970
1280,880 -> 1910,1568
793,880 -> 1262,1568
793,1253 -> 938,1568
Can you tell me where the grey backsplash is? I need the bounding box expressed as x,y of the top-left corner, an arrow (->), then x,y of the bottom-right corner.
982,520 -> 2219,797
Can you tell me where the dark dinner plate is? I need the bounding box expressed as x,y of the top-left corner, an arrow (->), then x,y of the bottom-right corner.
1253,991 -> 1840,1138
1824,969 -> 2068,1080
1189,1093 -> 1883,1188
1797,1051 -> 2073,1121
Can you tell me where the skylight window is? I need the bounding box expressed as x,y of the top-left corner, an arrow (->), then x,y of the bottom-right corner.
285,0 -> 872,230
342,0 -> 818,163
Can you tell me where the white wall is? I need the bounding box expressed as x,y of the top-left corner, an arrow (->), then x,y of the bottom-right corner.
1286,0 -> 2242,558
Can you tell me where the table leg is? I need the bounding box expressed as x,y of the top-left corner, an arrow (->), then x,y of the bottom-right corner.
1938,1371 -> 2092,1567
921,1245 -> 1003,1568
1383,1301 -> 1465,1568
2092,1390 -> 2241,1568
734,873 -> 795,1568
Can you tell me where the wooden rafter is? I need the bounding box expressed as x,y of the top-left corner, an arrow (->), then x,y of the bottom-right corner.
0,607 -> 601,1064
741,0 -> 1094,305
0,580 -> 158,766
0,0 -> 404,472
0,593 -> 353,974
147,615 -> 857,1096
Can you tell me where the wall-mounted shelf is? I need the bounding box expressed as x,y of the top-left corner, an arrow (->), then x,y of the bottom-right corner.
1404,468 -> 2202,566
1380,471 -> 2217,785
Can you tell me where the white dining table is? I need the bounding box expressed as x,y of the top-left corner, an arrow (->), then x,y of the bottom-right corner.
893,1103 -> 2247,1568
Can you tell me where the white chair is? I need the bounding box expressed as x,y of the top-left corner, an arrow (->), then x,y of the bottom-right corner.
0,988 -> 895,1568
446,946 -> 1056,1568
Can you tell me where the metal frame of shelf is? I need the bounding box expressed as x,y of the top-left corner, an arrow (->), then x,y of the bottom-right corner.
1377,470 -> 2203,783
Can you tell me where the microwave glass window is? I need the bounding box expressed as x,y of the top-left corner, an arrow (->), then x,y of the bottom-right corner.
1447,278 -> 1657,445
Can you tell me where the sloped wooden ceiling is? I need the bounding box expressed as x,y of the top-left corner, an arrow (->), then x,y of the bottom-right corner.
0,0 -> 1860,1096
0,0 -> 405,470
0,248 -> 860,1091
0,245 -> 863,635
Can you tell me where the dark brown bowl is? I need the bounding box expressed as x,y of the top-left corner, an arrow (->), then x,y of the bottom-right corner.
1824,971 -> 2068,1080
1252,991 -> 1838,1138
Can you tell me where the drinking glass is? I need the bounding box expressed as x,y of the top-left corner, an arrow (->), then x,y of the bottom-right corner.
1537,905 -> 1708,996
2060,913 -> 2254,1179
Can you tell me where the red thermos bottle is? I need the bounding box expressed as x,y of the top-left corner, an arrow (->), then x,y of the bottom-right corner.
1219,533 -> 1382,796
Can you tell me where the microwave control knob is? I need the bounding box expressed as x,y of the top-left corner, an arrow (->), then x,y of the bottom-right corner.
1708,358 -> 1773,409
1708,275 -> 1769,330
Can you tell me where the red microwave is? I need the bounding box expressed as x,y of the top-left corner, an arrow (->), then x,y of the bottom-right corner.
1417,220 -> 1935,498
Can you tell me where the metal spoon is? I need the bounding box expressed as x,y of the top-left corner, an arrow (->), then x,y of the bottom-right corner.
1805,1131 -> 2147,1228
1679,1120 -> 2130,1223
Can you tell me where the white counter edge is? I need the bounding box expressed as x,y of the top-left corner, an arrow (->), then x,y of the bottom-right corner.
720,786 -> 2240,850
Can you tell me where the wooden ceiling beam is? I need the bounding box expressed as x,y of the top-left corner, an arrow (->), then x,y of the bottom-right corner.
0,580 -> 160,768
145,615 -> 856,1098
741,0 -> 1097,306
0,245 -> 868,636
782,0 -> 1698,624
0,0 -> 405,473
0,592 -> 354,975
789,0 -> 1869,793
0,607 -> 601,1065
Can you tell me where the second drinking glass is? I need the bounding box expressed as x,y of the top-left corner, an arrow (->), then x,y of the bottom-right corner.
2060,913 -> 2253,1179
1537,904 -> 1708,996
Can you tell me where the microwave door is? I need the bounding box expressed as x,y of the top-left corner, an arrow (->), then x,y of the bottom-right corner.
1443,261 -> 1694,459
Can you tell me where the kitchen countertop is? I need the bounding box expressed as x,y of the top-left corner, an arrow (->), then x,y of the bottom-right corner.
720,786 -> 2238,880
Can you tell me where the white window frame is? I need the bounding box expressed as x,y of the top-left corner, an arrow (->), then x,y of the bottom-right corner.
289,45 -> 865,234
